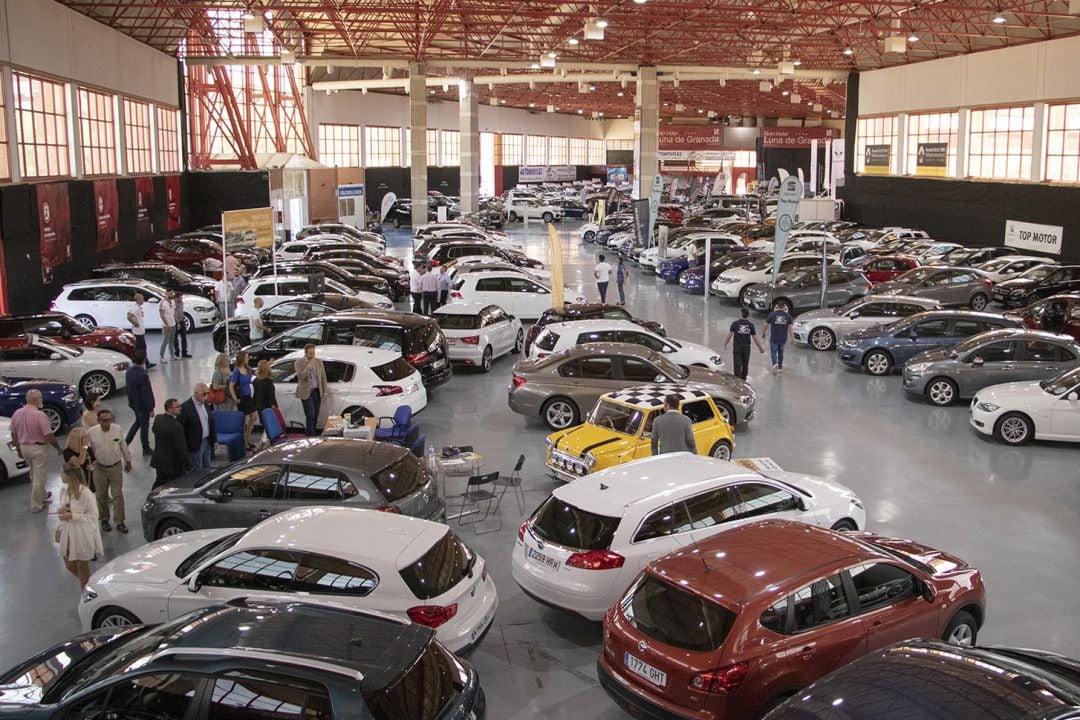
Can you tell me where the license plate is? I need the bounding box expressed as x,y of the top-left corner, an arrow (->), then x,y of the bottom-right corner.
433,358 -> 447,369
624,652 -> 667,688
446,338 -> 457,345
526,545 -> 561,572
469,602 -> 496,643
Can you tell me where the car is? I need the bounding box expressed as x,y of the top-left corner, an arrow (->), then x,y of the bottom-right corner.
510,343 -> 754,430
545,385 -> 736,482
507,197 -> 563,223
935,245 -> 1020,267
870,265 -> 994,310
275,235 -> 386,263
598,519 -> 986,720
254,260 -> 396,299
51,278 -> 219,332
91,262 -> 218,300
711,253 -> 827,304
0,335 -> 128,398
145,236 -> 260,274
553,198 -> 588,218
234,274 -> 393,316
970,365 -> 1080,445
1007,292 -> 1080,342
0,312 -> 138,359
515,454 -> 865,621
212,293 -> 383,355
426,240 -> 545,270
445,258 -> 553,284
0,416 -> 30,482
837,309 -> 1024,376
637,234 -> 706,269
0,598 -> 487,720
655,236 -> 743,282
529,319 -> 725,371
0,376 -> 82,434
525,303 -> 666,355
679,252 -> 769,295
297,222 -> 387,249
141,437 -> 444,540
793,295 -> 942,351
450,272 -> 585,321
432,303 -> 523,372
973,255 -> 1057,283
903,328 -> 1080,406
386,197 -> 462,227
993,264 -> 1080,307
743,267 -> 872,314
861,254 -> 920,286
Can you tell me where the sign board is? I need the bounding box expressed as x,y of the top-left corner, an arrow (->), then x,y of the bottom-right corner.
761,127 -> 838,148
222,207 -> 275,249
657,149 -> 737,164
336,184 -> 366,230
831,143 -> 846,186
916,142 -> 948,177
1004,220 -> 1063,256
733,457 -> 783,472
863,144 -> 891,175
606,166 -> 628,185
772,176 -> 804,281
658,126 -> 724,149
519,165 -> 576,183
632,198 -> 651,249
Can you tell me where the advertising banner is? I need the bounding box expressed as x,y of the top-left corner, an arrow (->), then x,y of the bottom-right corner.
772,176 -> 804,281
135,176 -> 154,240
658,149 -> 737,164
831,143 -> 846,185
761,127 -> 838,148
93,179 -> 119,252
916,142 -> 948,177
223,207 -> 276,250
658,126 -> 724,150
863,144 -> 891,175
166,175 -> 182,231
606,166 -> 628,185
1004,220 -> 1063,256
710,171 -> 729,196
632,198 -> 651,249
547,224 -> 564,309
37,183 -> 72,283
519,165 -> 576,183
380,192 -> 398,223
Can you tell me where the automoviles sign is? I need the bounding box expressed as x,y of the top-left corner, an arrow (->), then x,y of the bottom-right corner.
863,144 -> 891,175
1004,220 -> 1064,256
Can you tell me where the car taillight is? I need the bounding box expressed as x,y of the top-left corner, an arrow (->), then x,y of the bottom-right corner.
450,291 -> 463,299
461,335 -> 480,345
511,374 -> 527,389
406,351 -> 432,365
374,384 -> 403,396
376,504 -> 401,513
982,278 -> 993,287
235,297 -> 244,304
50,301 -> 57,310
518,520 -> 529,541
689,662 -> 749,695
407,604 -> 458,628
430,259 -> 441,266
566,549 -> 624,570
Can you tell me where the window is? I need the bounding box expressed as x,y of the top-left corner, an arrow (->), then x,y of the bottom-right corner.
909,319 -> 949,337
849,563 -> 918,612
790,575 -> 851,632
281,467 -> 347,501
905,111 -> 959,176
681,399 -> 715,424
530,496 -> 620,550
569,137 -> 588,165
476,277 -> 508,292
526,135 -> 546,165
633,502 -> 693,542
275,324 -> 325,352
620,331 -> 666,352
365,126 -> 401,167
123,98 -> 154,174
157,106 -> 181,173
291,553 -> 378,596
1046,102 -> 1080,183
576,330 -> 621,344
76,88 -> 117,177
854,115 -> 898,173
588,138 -> 605,165
1020,341 -> 1070,362
322,360 -> 355,383
72,673 -> 201,719
607,139 -> 634,151
625,575 -> 736,652
399,530 -> 473,599
12,71 -> 70,179
728,483 -> 801,519
577,356 -> 615,379
210,673 -> 333,720
0,73 -> 8,181
968,105 -> 1034,180
318,123 -> 361,167
440,129 -> 460,165
548,136 -> 568,165
620,357 -> 663,383
685,487 -> 742,529
220,465 -> 280,499
426,128 -> 438,165
502,133 -> 523,165
507,277 -> 545,293
203,549 -> 300,591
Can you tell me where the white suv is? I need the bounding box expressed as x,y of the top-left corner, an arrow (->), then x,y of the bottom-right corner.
507,198 -> 563,223
236,275 -> 393,315
450,271 -> 584,320
528,319 -> 724,370
52,278 -> 218,332
275,235 -> 385,262
433,303 -> 523,372
710,253 -> 830,304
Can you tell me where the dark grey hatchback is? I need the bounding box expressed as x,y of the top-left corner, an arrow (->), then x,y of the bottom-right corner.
141,438 -> 444,541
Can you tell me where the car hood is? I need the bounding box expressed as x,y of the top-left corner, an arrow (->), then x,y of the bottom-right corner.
84,325 -> 130,338
767,470 -> 859,503
854,533 -> 973,576
871,281 -> 920,294
843,323 -> 893,342
683,370 -> 753,396
148,466 -> 221,498
549,425 -> 636,459
907,347 -> 954,365
4,378 -> 77,394
794,308 -> 841,323
995,277 -> 1038,290
975,379 -> 1047,403
91,528 -> 238,585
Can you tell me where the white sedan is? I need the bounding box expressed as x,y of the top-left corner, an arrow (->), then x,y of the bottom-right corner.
0,334 -> 128,398
433,302 -> 523,372
793,295 -> 941,351
449,271 -> 585,320
236,275 -> 393,315
528,319 -> 725,371
513,453 -> 865,620
79,506 -> 498,653
0,417 -> 30,483
507,198 -> 563,223
970,367 -> 1080,445
974,256 -> 1057,283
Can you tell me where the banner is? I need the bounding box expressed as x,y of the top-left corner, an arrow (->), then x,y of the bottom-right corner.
38,183 -> 72,283
772,176 -> 803,281
606,166 -> 628,185
658,149 -> 736,164
93,179 -> 119,252
135,176 -> 154,241
863,145 -> 891,175
380,192 -> 397,223
223,207 -> 276,250
1004,220 -> 1063,256
709,171 -> 729,196
166,175 -> 182,231
632,198 -> 651,250
658,126 -> 723,149
649,174 -> 663,243
519,165 -> 576,183
916,142 -> 948,177
547,224 -> 564,309
831,143 -> 846,185
761,127 -> 838,148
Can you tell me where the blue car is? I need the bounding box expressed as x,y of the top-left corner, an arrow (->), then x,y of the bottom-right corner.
680,253 -> 768,295
0,376 -> 83,434
836,310 -> 1023,376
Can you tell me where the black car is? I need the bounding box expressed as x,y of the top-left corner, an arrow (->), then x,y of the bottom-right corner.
386,198 -> 462,227
212,293 -> 382,354
993,265 -> 1080,307
764,640 -> 1080,720
524,303 -> 666,354
253,260 -> 397,299
0,598 -> 486,720
241,310 -> 452,388
425,241 -> 544,270
91,262 -> 217,300
297,223 -> 385,246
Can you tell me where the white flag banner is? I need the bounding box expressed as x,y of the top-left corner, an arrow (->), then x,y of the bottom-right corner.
772,177 -> 804,281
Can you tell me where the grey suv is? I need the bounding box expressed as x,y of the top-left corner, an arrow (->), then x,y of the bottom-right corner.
873,266 -> 994,310
743,267 -> 871,313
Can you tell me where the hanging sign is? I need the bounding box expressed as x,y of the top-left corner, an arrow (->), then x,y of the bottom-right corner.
37,183 -> 72,283
222,207 -> 275,249
93,179 -> 119,251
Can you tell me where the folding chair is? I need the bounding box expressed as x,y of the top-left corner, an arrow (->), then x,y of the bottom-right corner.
497,454 -> 527,514
410,433 -> 426,458
453,472 -> 502,534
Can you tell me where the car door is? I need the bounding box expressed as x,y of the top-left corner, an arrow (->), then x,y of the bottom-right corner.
957,340 -> 1018,396
679,399 -> 721,453
473,276 -> 508,307
841,301 -> 888,335
920,271 -> 953,305
102,286 -> 137,327
167,547 -> 302,618
269,357 -> 303,424
626,500 -> 695,573
204,671 -> 335,720
826,269 -> 854,305
198,464 -> 282,529
318,360 -> 355,421
60,671 -> 206,719
506,276 -> 551,318
1014,340 -> 1079,384
847,561 -> 939,649
893,317 -> 952,365
487,306 -> 514,354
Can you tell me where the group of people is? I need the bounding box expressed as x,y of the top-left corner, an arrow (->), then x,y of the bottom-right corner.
593,254 -> 630,305
724,303 -> 795,378
124,291 -> 193,369
409,264 -> 452,315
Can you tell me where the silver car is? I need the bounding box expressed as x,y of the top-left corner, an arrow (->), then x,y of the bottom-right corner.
902,328 -> 1080,406
793,295 -> 942,350
743,267 -> 872,314
508,342 -> 755,430
872,266 -> 994,310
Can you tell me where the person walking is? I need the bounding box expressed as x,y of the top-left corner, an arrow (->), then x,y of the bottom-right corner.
295,344 -> 328,436
594,254 -> 612,304
81,392 -> 102,429
409,264 -> 424,314
724,308 -> 765,381
126,293 -> 153,367
88,408 -> 132,533
10,390 -> 62,512
420,264 -> 439,315
615,256 -> 629,306
215,273 -> 234,320
124,350 -> 155,454
437,267 -> 452,307
55,463 -> 103,592
158,291 -> 177,364
249,297 -> 267,343
765,301 -> 796,375
229,351 -> 257,451
172,293 -> 191,358
180,384 -> 216,470
151,399 -> 190,488
210,353 -> 235,411
650,395 -> 697,456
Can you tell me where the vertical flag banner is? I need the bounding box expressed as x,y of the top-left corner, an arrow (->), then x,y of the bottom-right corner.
37,183 -> 72,283
135,176 -> 155,240
547,224 -> 564,309
166,175 -> 182,231
93,179 -> 119,251
772,176 -> 804,282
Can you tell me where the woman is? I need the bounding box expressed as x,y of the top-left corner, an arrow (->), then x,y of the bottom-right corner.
81,393 -> 101,429
63,427 -> 95,493
253,359 -> 277,447
229,351 -> 257,450
210,353 -> 235,411
56,462 -> 103,591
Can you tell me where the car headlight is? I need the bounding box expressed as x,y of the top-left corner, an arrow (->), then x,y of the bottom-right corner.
976,401 -> 1000,413
584,452 -> 597,469
839,339 -> 858,349
737,395 -> 754,406
63,392 -> 78,403
113,362 -> 130,371
7,440 -> 16,451
1008,288 -> 1025,296
851,497 -> 864,509
82,586 -> 98,603
378,302 -> 394,309
545,438 -> 555,451
716,276 -> 738,284
194,305 -> 215,313
906,362 -> 931,376
794,320 -> 808,328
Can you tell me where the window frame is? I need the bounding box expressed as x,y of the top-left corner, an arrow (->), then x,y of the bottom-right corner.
501,133 -> 524,165
967,104 -> 1035,181
905,111 -> 959,176
854,115 -> 898,174
123,97 -> 154,174
364,125 -> 401,168
76,87 -> 118,177
318,123 -> 362,168
11,70 -> 71,180
156,106 -> 181,173
1045,101 -> 1080,183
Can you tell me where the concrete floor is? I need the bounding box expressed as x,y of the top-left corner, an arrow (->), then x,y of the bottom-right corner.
1,220 -> 1078,719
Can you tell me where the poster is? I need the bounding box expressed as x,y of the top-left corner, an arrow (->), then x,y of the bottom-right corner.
863,145 -> 891,175
93,179 -> 119,252
222,207 -> 276,249
166,175 -> 182,231
772,176 -> 804,281
606,166 -> 628,185
519,165 -> 576,183
37,183 -> 72,283
135,176 -> 154,240
1004,220 -> 1063,256
916,142 -> 948,177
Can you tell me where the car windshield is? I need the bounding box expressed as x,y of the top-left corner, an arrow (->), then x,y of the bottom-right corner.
530,496 -> 620,550
894,267 -> 937,284
369,453 -> 431,501
834,297 -> 866,315
175,531 -> 244,578
1022,265 -> 1055,280
651,353 -> 689,380
324,278 -> 353,294
436,313 -> 481,330
623,574 -> 737,653
950,334 -> 1001,358
588,400 -> 645,436
399,530 -> 474,600
36,336 -> 82,357
780,269 -> 815,286
56,316 -> 90,335
979,259 -> 1011,272
1041,367 -> 1080,395
166,266 -> 195,283
50,623 -> 185,701
363,640 -> 460,720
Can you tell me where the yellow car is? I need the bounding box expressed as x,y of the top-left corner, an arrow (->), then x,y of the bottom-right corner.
545,384 -> 735,482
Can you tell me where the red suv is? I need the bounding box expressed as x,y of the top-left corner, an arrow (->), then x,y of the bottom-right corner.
145,237 -> 259,275
599,520 -> 985,720
0,313 -> 137,359
862,255 -> 919,287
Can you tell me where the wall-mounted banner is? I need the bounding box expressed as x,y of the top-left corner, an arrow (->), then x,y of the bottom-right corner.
658,126 -> 724,150
1004,220 -> 1063,256
37,183 -> 72,283
916,142 -> 948,177
863,145 -> 891,175
761,127 -> 838,148
222,207 -> 276,250
135,176 -> 154,240
606,166 -> 628,185
93,179 -> 119,252
772,176 -> 804,281
519,165 -> 576,183
166,175 -> 182,231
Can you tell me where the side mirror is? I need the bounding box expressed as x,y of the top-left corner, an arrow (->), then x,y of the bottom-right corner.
50,352 -> 63,360
921,580 -> 936,604
203,487 -> 225,502
654,374 -> 666,383
849,311 -> 860,319
909,330 -> 919,341
187,572 -> 202,593
971,356 -> 985,367
1067,390 -> 1080,401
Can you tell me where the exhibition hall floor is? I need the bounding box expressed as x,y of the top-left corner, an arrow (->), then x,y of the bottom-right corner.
1,221 -> 1077,719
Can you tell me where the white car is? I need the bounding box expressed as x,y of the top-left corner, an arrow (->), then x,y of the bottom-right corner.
79,506 -> 498,653
711,253 -> 829,303
52,279 -> 219,332
269,346 -> 426,428
638,234 -> 700,268
450,271 -> 585,320
970,366 -> 1080,445
507,198 -> 563,223
276,235 -> 385,262
528,319 -> 725,371
0,334 -> 128,397
650,233 -> 742,274
447,258 -> 553,284
433,303 -> 523,372
793,295 -> 942,350
580,221 -> 601,242
512,453 -> 866,620
0,417 -> 30,483
975,256 -> 1058,283
236,275 -> 393,315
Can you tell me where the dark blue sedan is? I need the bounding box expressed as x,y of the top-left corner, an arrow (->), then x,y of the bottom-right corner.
0,377 -> 82,434
680,252 -> 769,295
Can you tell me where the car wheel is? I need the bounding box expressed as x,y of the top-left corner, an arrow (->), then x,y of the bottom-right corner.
969,293 -> 989,311
583,231 -> 596,243
392,217 -> 402,228
508,211 -> 519,223
810,327 -> 836,351
92,606 -> 141,629
773,298 -> 792,313
479,346 -> 493,373
182,313 -> 194,333
994,412 -> 1033,446
225,336 -> 244,358
541,397 -> 579,430
155,519 -> 192,539
512,329 -> 524,354
80,371 -> 115,399
42,405 -> 65,435
943,610 -> 978,647
542,212 -> 554,224
714,400 -> 736,428
926,377 -> 958,406
709,439 -> 733,460
830,518 -> 859,532
74,314 -> 97,329
737,285 -> 753,305
863,350 -> 893,376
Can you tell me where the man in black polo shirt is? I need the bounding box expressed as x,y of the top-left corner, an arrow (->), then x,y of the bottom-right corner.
724,308 -> 765,380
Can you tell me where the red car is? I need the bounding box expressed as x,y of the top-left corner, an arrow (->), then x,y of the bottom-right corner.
862,255 -> 919,287
599,520 -> 985,720
1007,293 -> 1080,343
145,237 -> 259,275
0,312 -> 137,359
658,204 -> 685,224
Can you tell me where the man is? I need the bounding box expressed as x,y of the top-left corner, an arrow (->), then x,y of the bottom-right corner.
124,350 -> 155,453
615,256 -> 629,306
126,293 -> 148,360
158,291 -> 177,364
724,308 -> 765,381
650,394 -> 697,456
225,252 -> 241,280
151,399 -> 190,488
765,301 -> 796,375
215,273 -> 234,320
594,254 -> 612,304
409,264 -> 424,314
437,267 -> 452,307
10,389 -> 62,512
249,297 -> 267,342
420,264 -> 439,315
172,292 -> 191,358
88,408 -> 133,533
295,344 -> 328,436
180,384 -> 216,469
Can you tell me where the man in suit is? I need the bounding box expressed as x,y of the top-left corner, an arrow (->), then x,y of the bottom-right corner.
179,383 -> 216,470
124,350 -> 155,453
151,398 -> 190,488
295,343 -> 328,436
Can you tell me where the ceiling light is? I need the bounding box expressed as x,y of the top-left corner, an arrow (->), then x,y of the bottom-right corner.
429,89 -> 436,94
697,108 -> 704,113
782,90 -> 790,96
568,37 -> 579,45
992,11 -> 1007,22
589,85 -> 596,91
751,68 -> 761,75
529,102 -> 535,107
547,51 -> 557,58
634,0 -> 647,4
908,34 -> 920,42
617,91 -> 624,97
577,109 -> 584,113
584,19 -> 605,39
843,47 -> 854,55
500,99 -> 506,104
793,59 -> 802,66
598,111 -> 604,116
530,62 -> 540,69
596,17 -> 609,28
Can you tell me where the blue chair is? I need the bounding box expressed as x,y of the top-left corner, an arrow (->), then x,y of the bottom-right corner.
410,433 -> 426,458
398,424 -> 420,451
375,405 -> 413,443
214,410 -> 247,461
262,408 -> 306,445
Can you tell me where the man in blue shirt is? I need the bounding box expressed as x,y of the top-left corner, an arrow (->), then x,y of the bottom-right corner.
723,308 -> 764,380
765,302 -> 796,374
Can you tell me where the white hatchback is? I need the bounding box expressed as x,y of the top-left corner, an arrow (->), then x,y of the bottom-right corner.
512,453 -> 866,620
52,279 -> 218,332
236,275 -> 393,315
450,271 -> 585,320
528,319 -> 725,371
433,303 -> 523,372
0,334 -> 129,398
79,506 -> 498,653
710,253 -> 828,303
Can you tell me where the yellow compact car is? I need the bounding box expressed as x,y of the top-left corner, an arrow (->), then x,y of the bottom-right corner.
545,384 -> 735,482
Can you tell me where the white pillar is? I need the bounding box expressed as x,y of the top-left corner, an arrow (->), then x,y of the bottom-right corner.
1,66 -> 20,182
955,109 -> 970,178
459,80 -> 479,214
67,84 -> 83,178
1031,102 -> 1047,182
894,113 -> 908,175
633,66 -> 658,199
409,62 -> 428,228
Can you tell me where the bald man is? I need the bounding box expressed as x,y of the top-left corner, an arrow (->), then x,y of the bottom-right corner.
10,390 -> 62,512
180,383 -> 216,469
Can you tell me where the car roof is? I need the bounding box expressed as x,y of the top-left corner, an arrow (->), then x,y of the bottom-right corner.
279,345 -> 404,366
966,327 -> 1076,344
250,274 -> 314,284
601,383 -> 710,409
909,309 -> 1015,321
64,278 -> 152,287
325,310 -> 433,328
432,302 -> 498,315
250,437 -> 408,472
542,318 -> 643,333
860,294 -> 940,306
548,342 -> 658,361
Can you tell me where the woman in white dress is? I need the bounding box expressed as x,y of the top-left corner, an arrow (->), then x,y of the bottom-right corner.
57,462 -> 104,591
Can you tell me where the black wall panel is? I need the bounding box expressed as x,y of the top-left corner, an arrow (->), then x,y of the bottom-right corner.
501,166 -> 519,189
364,167 -> 461,213
607,150 -> 633,167
186,171 -> 270,228
428,167 -> 461,196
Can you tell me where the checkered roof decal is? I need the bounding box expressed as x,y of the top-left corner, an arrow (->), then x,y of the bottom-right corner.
603,384 -> 709,408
